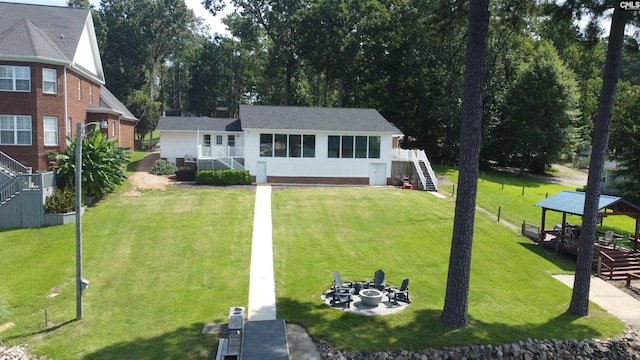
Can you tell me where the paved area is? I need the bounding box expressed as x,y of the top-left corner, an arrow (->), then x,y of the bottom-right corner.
553,274 -> 640,329
320,291 -> 410,316
248,185 -> 277,321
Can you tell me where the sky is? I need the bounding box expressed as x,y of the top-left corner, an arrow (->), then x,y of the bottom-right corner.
3,0 -> 232,36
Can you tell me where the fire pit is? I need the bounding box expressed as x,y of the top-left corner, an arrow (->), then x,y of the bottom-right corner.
359,289 -> 384,307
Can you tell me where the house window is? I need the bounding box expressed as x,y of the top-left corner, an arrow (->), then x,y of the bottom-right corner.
203,134 -> 211,147
260,133 -> 315,158
215,134 -> 223,146
368,136 -> 381,158
0,65 -> 30,92
260,134 -> 273,157
341,136 -> 354,158
44,116 -> 58,146
0,115 -> 32,145
328,135 -> 381,159
274,134 -> 287,157
289,134 -> 301,157
42,68 -> 57,94
228,135 -> 235,147
328,136 -> 340,158
78,79 -> 82,100
303,135 -> 315,157
89,85 -> 93,104
355,136 -> 368,158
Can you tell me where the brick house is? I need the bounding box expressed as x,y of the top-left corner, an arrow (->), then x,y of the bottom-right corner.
0,2 -> 137,172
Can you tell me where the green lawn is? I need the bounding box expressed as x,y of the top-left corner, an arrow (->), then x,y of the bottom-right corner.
434,165 -> 639,238
272,187 -> 622,351
0,165 -> 627,358
0,188 -> 255,359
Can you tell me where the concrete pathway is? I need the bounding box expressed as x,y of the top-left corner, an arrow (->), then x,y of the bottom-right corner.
248,185 -> 277,321
553,274 -> 640,329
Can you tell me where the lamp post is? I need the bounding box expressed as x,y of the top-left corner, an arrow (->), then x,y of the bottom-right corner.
75,121 -> 107,320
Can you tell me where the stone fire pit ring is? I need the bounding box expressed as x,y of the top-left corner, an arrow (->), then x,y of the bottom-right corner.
359,289 -> 384,307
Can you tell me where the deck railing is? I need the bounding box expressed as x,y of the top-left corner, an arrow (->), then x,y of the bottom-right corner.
198,146 -> 244,159
392,149 -> 438,190
0,150 -> 32,175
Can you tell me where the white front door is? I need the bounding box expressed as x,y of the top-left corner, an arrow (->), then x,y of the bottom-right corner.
256,162 -> 267,183
369,163 -> 386,185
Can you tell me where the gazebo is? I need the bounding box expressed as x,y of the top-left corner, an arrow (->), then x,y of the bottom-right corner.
534,190 -> 640,253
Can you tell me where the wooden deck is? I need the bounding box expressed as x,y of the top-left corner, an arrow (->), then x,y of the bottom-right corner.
593,244 -> 640,280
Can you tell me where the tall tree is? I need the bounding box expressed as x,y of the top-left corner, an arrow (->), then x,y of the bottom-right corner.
610,82 -> 640,204
440,0 -> 490,328
207,0 -> 303,105
569,6 -> 634,316
495,40 -> 580,174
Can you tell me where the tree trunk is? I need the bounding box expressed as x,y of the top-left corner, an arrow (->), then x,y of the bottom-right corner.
285,58 -> 293,106
338,77 -> 344,108
569,7 -> 627,316
440,0 -> 490,329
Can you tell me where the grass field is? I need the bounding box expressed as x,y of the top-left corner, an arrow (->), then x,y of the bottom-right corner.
434,165 -> 639,237
0,159 -> 628,358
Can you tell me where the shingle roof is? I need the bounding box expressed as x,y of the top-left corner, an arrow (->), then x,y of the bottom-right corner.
534,190 -> 640,216
239,105 -> 402,133
86,86 -> 138,122
0,2 -> 89,62
157,116 -> 242,132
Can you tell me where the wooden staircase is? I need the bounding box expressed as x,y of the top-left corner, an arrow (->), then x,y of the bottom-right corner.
593,244 -> 640,280
418,160 -> 437,191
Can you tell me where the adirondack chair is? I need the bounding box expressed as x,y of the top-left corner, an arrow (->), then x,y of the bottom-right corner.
613,233 -> 630,250
367,269 -> 387,290
333,271 -> 353,290
330,280 -> 354,308
602,230 -> 614,246
386,278 -> 411,304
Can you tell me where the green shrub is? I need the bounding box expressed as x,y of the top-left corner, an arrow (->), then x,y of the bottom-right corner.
150,159 -> 178,175
44,188 -> 79,214
195,170 -> 252,186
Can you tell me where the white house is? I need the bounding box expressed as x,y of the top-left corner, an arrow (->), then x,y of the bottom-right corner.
156,105 -> 437,189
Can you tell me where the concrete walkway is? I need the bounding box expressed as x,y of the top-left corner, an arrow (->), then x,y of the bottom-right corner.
553,274 -> 640,329
248,185 -> 277,321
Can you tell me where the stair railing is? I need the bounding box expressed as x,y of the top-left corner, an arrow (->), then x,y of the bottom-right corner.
409,152 -> 428,190
414,150 -> 438,191
0,175 -> 21,206
0,150 -> 32,175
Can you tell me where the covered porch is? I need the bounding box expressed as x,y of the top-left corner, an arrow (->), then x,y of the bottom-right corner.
534,190 -> 640,254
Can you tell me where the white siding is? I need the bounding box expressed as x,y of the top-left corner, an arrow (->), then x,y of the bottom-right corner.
244,130 -> 393,179
159,132 -> 199,163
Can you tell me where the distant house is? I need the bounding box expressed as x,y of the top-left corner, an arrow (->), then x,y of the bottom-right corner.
0,3 -> 137,229
0,2 -> 137,172
157,105 -> 438,189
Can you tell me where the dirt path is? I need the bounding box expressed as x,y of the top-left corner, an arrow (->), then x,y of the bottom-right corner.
124,150 -> 174,196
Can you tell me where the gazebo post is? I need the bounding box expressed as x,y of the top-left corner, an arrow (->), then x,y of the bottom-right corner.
540,208 -> 547,241
635,217 -> 639,252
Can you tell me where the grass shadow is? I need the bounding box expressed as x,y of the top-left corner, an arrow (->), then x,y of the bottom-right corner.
2,319 -> 76,342
277,297 -> 611,352
82,322 -> 214,360
517,241 -> 577,272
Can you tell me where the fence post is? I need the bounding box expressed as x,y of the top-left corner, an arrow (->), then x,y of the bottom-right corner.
498,206 -> 501,222
597,257 -> 602,278
502,179 -> 504,190
522,185 -> 525,196
452,184 -> 455,197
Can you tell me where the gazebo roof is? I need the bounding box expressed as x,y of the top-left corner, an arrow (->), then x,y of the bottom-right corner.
534,190 -> 640,217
